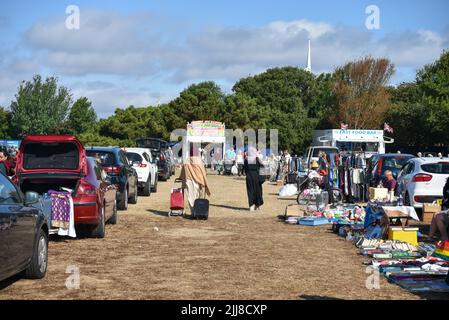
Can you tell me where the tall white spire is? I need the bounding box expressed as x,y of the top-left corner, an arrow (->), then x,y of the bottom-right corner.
305,39 -> 312,73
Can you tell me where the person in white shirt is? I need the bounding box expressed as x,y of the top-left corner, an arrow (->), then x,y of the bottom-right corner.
236,150 -> 244,176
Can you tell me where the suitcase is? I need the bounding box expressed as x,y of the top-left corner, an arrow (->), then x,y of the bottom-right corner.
169,188 -> 184,216
192,198 -> 209,220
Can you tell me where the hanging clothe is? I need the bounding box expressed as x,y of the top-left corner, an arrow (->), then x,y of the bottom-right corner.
48,190 -> 76,238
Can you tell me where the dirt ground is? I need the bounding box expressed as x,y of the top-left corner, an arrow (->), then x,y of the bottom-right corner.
0,170 -> 441,300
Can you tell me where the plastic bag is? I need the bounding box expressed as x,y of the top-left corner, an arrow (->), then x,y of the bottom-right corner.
231,165 -> 238,175
279,184 -> 298,197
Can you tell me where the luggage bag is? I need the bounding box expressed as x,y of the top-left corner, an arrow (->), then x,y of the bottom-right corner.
192,198 -> 209,220
169,187 -> 184,216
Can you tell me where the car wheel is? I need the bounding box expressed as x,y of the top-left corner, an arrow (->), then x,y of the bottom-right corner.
142,177 -> 151,196
129,183 -> 138,204
25,229 -> 48,279
165,169 -> 171,181
109,200 -> 118,225
91,205 -> 106,238
117,188 -> 128,211
152,175 -> 158,193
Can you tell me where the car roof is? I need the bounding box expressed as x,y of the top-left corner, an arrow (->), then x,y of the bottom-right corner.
85,146 -> 121,153
380,153 -> 414,158
124,147 -> 150,154
411,157 -> 449,164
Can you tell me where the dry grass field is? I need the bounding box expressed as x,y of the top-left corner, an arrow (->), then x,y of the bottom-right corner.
0,171 -> 437,300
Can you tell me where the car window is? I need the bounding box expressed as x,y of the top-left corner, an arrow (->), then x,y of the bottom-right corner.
0,174 -> 21,205
408,163 -> 415,174
86,151 -> 116,166
382,156 -> 411,170
126,152 -> 143,163
87,157 -> 106,181
23,142 -> 79,170
120,151 -> 129,165
421,162 -> 449,174
143,153 -> 151,163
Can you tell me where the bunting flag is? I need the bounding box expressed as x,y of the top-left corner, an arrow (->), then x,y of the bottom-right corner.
384,122 -> 394,133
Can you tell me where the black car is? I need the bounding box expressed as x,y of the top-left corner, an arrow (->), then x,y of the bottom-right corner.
86,147 -> 138,211
135,138 -> 173,181
365,153 -> 415,187
0,171 -> 49,281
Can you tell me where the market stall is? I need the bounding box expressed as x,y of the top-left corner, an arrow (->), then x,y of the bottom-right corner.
182,121 -> 226,164
282,186 -> 449,293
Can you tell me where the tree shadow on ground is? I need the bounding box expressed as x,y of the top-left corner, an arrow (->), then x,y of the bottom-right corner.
209,204 -> 249,212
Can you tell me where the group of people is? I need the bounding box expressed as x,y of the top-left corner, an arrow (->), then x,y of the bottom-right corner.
180,146 -> 266,213
373,166 -> 449,242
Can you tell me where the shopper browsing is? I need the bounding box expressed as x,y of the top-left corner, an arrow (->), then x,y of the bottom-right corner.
380,170 -> 397,192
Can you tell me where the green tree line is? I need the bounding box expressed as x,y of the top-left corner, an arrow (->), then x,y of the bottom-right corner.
1,51 -> 448,153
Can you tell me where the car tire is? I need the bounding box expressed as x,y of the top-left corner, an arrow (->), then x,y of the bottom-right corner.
109,200 -> 118,225
91,205 -> 106,238
142,177 -> 151,196
165,169 -> 171,181
25,229 -> 48,279
117,188 -> 128,211
129,183 -> 138,204
151,175 -> 158,193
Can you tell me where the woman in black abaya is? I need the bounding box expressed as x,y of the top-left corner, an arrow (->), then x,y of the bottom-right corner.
244,147 -> 264,211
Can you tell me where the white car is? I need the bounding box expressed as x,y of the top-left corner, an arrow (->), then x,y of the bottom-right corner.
396,157 -> 449,208
125,148 -> 158,195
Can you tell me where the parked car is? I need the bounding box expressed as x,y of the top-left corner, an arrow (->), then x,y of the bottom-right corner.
125,147 -> 158,195
13,135 -> 118,238
365,153 -> 414,187
135,138 -> 172,181
86,146 -> 138,211
0,171 -> 49,281
397,157 -> 449,208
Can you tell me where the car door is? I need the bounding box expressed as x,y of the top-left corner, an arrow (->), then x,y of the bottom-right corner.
396,163 -> 409,196
400,162 -> 414,196
143,152 -> 154,185
92,160 -> 115,220
0,173 -> 36,271
0,181 -> 13,278
120,151 -> 136,192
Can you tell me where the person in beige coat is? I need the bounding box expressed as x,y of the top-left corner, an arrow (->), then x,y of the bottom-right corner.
179,156 -> 211,211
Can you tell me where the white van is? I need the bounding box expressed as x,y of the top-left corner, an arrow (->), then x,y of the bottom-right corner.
312,129 -> 394,156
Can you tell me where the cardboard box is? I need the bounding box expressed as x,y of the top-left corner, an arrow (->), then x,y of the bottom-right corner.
388,227 -> 418,245
422,203 -> 441,224
369,187 -> 388,200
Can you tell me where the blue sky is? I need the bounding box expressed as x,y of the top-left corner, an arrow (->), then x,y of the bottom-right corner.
1,0 -> 448,118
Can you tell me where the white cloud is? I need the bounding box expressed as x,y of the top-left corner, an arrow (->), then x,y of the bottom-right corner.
0,9 -> 447,116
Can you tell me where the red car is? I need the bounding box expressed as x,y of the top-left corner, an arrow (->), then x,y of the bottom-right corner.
13,135 -> 117,238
